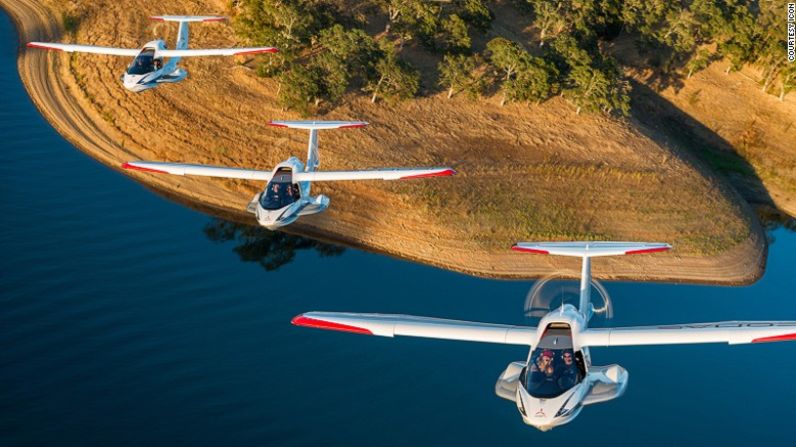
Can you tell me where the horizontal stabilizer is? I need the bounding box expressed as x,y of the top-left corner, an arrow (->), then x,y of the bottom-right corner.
150,15 -> 225,23
292,312 -> 536,345
581,322 -> 796,347
26,42 -> 139,56
268,120 -> 368,130
158,47 -> 278,57
122,161 -> 272,181
293,168 -> 456,182
512,241 -> 671,257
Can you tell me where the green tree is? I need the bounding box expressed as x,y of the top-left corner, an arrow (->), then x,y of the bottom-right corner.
503,58 -> 559,105
376,0 -> 440,43
564,62 -> 629,116
753,2 -> 788,95
530,1 -> 567,45
364,41 -> 420,103
438,54 -> 484,99
457,0 -> 493,32
235,0 -> 320,50
685,48 -> 711,78
234,0 -> 322,76
696,0 -> 754,74
777,62 -> 796,101
549,34 -> 593,69
310,56 -> 349,105
528,0 -> 616,45
487,38 -> 531,81
440,14 -> 471,53
619,0 -> 754,79
487,38 -> 560,106
297,25 -> 384,107
314,25 -> 381,91
317,25 -> 380,78
278,65 -> 323,116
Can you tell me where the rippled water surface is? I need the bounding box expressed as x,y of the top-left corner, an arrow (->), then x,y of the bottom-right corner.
2,11 -> 796,447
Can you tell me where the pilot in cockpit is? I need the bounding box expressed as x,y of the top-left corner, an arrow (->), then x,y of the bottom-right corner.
261,180 -> 300,210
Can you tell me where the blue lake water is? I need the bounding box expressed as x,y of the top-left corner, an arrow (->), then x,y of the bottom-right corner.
2,11 -> 796,446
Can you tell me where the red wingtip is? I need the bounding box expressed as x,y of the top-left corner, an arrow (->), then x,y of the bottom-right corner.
339,122 -> 368,129
511,245 -> 550,254
752,333 -> 796,343
27,43 -> 61,51
291,315 -> 373,335
267,121 -> 288,128
121,162 -> 168,174
203,17 -> 227,22
149,16 -> 165,22
625,246 -> 671,255
400,168 -> 457,180
234,48 -> 279,56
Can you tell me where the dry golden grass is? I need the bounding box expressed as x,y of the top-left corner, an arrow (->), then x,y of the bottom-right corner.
615,37 -> 796,217
2,0 -> 768,283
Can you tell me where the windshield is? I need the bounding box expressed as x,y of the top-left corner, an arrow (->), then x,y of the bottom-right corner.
524,327 -> 584,399
260,170 -> 300,210
127,49 -> 156,75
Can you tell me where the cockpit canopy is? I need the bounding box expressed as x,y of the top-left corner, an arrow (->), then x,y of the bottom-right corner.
524,326 -> 584,399
260,168 -> 301,210
127,48 -> 160,75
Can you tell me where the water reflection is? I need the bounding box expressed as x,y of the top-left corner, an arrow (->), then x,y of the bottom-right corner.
203,219 -> 344,271
757,205 -> 796,238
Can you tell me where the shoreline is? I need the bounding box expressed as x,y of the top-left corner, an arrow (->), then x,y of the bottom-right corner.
1,0 -> 768,285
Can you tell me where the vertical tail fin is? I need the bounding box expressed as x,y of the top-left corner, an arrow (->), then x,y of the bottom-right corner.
150,16 -> 226,50
268,120 -> 368,172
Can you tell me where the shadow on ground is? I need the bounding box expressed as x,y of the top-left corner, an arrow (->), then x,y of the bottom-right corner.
630,80 -> 796,243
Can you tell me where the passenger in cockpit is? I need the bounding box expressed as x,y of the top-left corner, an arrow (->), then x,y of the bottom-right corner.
535,350 -> 555,376
557,350 -> 579,388
286,184 -> 299,200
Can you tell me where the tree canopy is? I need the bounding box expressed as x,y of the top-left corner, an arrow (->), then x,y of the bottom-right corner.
232,0 -> 795,115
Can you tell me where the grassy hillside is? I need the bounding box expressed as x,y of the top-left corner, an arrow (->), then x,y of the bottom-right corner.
5,0 -> 783,283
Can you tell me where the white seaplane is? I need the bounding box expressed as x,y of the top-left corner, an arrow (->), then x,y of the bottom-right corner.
27,15 -> 277,92
293,241 -> 796,431
122,120 -> 456,229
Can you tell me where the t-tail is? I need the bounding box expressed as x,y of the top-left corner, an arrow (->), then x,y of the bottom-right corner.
150,15 -> 225,51
511,242 -> 671,323
268,120 -> 368,172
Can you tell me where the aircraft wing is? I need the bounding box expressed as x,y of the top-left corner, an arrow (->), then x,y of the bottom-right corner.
580,322 -> 796,346
292,312 -> 536,345
122,161 -> 272,181
293,168 -> 456,182
158,47 -> 278,57
27,42 -> 140,56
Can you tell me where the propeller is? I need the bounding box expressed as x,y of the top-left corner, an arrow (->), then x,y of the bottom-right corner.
524,274 -> 613,324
